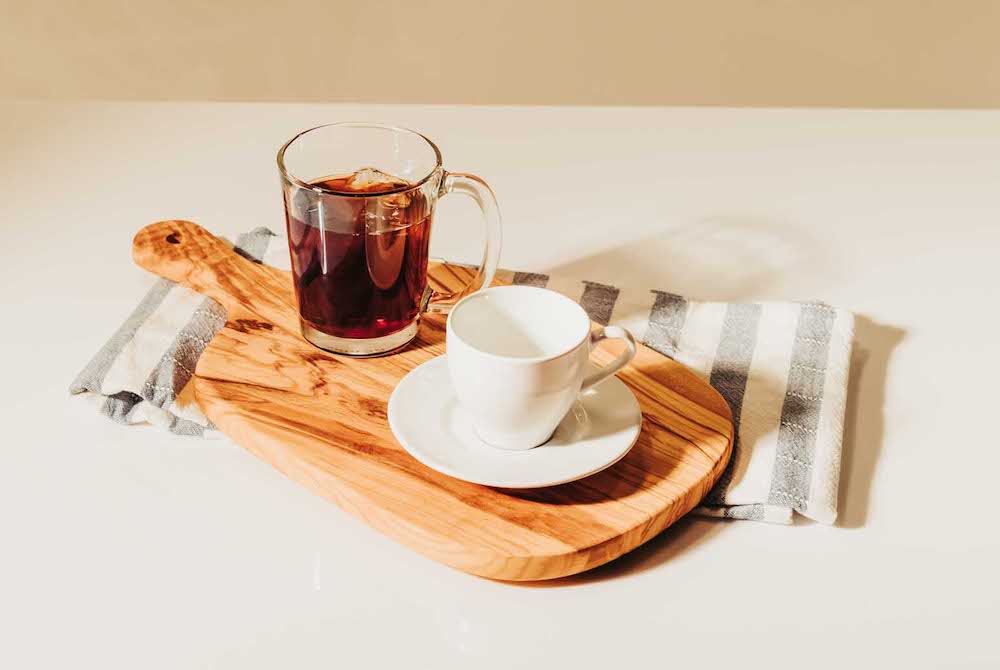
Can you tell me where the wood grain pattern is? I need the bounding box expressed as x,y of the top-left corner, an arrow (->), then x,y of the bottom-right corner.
132,220 -> 734,581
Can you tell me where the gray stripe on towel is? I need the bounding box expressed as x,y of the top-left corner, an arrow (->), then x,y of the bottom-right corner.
69,279 -> 174,395
716,504 -> 768,522
167,415 -> 208,437
511,272 -> 549,288
579,281 -> 620,326
142,298 -> 226,407
704,303 -> 762,504
644,291 -> 688,358
141,230 -> 273,409
232,227 -> 276,263
100,391 -> 144,423
768,302 -> 836,511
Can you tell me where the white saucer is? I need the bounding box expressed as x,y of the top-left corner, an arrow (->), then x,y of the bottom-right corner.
387,355 -> 642,488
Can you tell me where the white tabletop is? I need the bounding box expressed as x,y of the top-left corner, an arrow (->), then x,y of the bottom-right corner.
3,101 -> 999,668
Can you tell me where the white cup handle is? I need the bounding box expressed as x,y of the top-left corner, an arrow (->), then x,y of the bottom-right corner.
580,325 -> 637,392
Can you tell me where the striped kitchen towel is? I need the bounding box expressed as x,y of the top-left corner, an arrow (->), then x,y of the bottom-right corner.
71,228 -> 853,524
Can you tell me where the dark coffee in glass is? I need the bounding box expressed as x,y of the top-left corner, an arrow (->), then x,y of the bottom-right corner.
286,171 -> 432,341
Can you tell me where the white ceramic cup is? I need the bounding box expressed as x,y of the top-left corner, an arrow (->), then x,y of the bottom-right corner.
446,285 -> 637,451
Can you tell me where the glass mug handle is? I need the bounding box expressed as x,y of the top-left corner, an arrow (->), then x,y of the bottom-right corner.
424,171 -> 503,314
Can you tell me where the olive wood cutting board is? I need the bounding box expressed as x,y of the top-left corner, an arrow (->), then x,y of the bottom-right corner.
132,220 -> 733,581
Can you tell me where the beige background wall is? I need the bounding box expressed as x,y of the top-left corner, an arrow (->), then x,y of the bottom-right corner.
3,0 -> 999,107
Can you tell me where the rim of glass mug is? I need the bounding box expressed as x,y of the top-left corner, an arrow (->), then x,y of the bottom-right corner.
276,122 -> 444,197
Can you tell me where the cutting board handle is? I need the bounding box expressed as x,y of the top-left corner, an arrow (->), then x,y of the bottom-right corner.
132,220 -> 287,318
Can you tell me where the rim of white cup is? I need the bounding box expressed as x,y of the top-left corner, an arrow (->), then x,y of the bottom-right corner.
445,285 -> 593,365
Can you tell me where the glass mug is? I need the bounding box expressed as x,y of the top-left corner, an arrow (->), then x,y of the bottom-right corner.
277,123 -> 502,356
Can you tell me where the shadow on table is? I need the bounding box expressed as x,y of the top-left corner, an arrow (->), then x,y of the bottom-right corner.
837,314 -> 905,528
538,214 -> 829,301
510,516 -> 727,588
